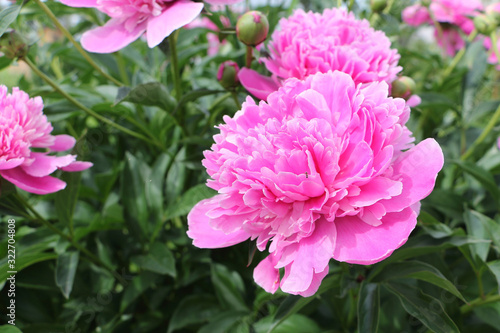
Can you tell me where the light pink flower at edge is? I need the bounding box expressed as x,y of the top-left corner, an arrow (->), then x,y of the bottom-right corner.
238,8 -> 402,100
0,86 -> 92,194
59,0 -> 243,53
187,71 -> 444,296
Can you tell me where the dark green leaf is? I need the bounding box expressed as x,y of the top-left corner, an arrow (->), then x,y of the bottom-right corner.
55,251 -> 80,299
462,41 -> 488,123
473,302 -> 500,332
385,282 -> 459,333
131,242 -> 176,277
487,260 -> 500,292
0,253 -> 57,282
55,171 -> 81,229
256,314 -> 322,333
357,282 -> 380,333
167,295 -> 221,333
115,82 -> 176,111
464,210 -> 493,262
453,161 -> 500,202
0,325 -> 23,333
211,263 -> 248,312
173,89 -> 224,114
120,271 -> 161,312
164,183 -> 216,220
0,6 -> 21,38
198,310 -> 248,333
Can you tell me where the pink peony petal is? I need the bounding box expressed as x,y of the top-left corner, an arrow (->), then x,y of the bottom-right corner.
333,206 -> 417,265
205,0 -> 244,4
187,196 -> 250,248
402,4 -> 431,26
81,18 -> 147,53
0,168 -> 67,195
238,68 -> 280,100
406,94 -> 422,107
0,158 -> 24,171
146,1 -> 204,48
61,161 -> 93,172
50,134 -> 76,152
382,139 -> 444,213
59,0 -> 98,7
21,153 -> 75,178
253,254 -> 280,294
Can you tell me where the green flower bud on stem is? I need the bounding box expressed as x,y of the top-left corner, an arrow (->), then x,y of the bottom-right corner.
474,14 -> 497,35
217,61 -> 240,90
391,76 -> 416,99
0,30 -> 28,60
370,0 -> 386,13
236,11 -> 269,47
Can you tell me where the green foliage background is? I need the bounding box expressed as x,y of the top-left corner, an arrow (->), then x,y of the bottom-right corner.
1,0 -> 500,332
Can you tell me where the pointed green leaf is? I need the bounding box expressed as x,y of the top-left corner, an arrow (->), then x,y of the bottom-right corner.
55,251 -> 80,299
0,253 -> 57,282
115,82 -> 176,111
357,282 -> 380,333
0,6 -> 21,38
55,171 -> 81,229
0,325 -> 23,333
131,242 -> 176,277
167,295 -> 221,333
487,260 -> 500,292
464,210 -> 493,262
453,161 -> 500,202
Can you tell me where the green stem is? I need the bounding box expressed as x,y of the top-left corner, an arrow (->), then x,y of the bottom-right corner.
23,57 -> 160,147
245,45 -> 253,68
441,30 -> 478,83
33,0 -> 123,87
383,0 -> 395,14
169,30 -> 182,101
461,102 -> 500,160
115,52 -> 131,86
460,294 -> 500,314
15,194 -> 127,285
231,92 -> 240,108
490,30 -> 500,66
337,0 -> 342,7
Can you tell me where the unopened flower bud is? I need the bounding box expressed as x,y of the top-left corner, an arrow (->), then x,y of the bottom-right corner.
0,30 -> 28,60
370,0 -> 386,13
391,76 -> 416,100
474,14 -> 497,35
217,61 -> 240,90
236,11 -> 269,47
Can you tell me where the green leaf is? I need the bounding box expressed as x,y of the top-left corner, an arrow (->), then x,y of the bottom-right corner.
55,251 -> 80,299
115,82 -> 176,111
55,171 -> 81,229
453,160 -> 500,202
167,295 -> 221,333
0,325 -> 23,333
473,302 -> 500,332
487,260 -> 500,292
255,314 -> 322,333
357,282 -> 380,333
198,310 -> 249,333
418,211 -> 454,239
462,41 -> 488,123
464,210 -> 493,262
120,271 -> 161,312
131,242 -> 176,277
371,261 -> 465,302
173,89 -> 224,114
211,263 -> 248,312
164,183 -> 216,220
385,282 -> 459,333
0,253 -> 57,282
0,6 -> 21,38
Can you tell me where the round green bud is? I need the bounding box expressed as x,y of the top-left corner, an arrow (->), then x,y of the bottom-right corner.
217,61 -> 240,90
370,0 -> 386,13
474,14 -> 497,35
391,76 -> 416,99
236,11 -> 269,47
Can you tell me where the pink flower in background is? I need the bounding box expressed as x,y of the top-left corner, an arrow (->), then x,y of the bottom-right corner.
187,71 -> 444,296
59,0 -> 242,53
239,8 -> 402,100
0,86 -> 92,194
402,0 -> 483,56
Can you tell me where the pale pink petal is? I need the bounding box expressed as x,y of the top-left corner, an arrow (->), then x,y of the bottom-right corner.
0,158 -> 24,170
50,134 -> 76,152
333,206 -> 417,265
59,0 -> 98,7
81,18 -> 147,53
21,153 -> 75,177
402,4 -> 430,26
238,68 -> 279,100
253,254 -> 280,294
61,161 -> 93,172
146,1 -> 204,48
297,265 -> 329,297
382,139 -> 444,213
0,168 -> 66,194
187,196 -> 250,248
406,94 -> 421,107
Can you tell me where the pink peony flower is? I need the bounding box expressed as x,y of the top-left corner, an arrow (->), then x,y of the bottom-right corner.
59,0 -> 242,53
402,0 -> 483,56
0,86 -> 92,194
187,71 -> 444,296
238,8 -> 402,100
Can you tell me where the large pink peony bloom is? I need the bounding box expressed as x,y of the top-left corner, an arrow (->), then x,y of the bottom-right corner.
402,0 -> 483,56
0,86 -> 92,194
187,71 -> 444,296
238,8 -> 402,100
59,0 -> 242,53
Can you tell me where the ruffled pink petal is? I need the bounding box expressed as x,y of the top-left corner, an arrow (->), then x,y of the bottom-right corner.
382,139 -> 444,213
187,196 -> 250,248
59,0 -> 98,7
81,18 -> 147,53
50,134 -> 76,152
406,94 -> 421,107
21,153 -> 75,178
238,68 -> 280,100
61,161 -> 93,172
402,4 -> 430,26
253,254 -> 280,294
333,206 -> 417,265
146,1 -> 204,48
205,0 -> 244,4
0,158 -> 24,171
297,265 -> 329,297
0,168 -> 66,194
279,219 -> 336,294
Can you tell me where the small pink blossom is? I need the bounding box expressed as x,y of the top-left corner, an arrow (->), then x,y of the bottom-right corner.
0,86 -> 92,194
402,0 -> 483,56
59,0 -> 242,53
187,71 -> 444,296
239,8 -> 402,100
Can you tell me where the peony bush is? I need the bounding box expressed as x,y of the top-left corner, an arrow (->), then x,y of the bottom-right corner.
1,0 -> 500,332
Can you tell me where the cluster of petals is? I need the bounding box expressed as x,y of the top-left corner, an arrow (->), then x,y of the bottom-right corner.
239,8 -> 402,101
0,86 -> 92,194
402,0 -> 483,56
59,0 -> 242,53
187,71 -> 444,296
